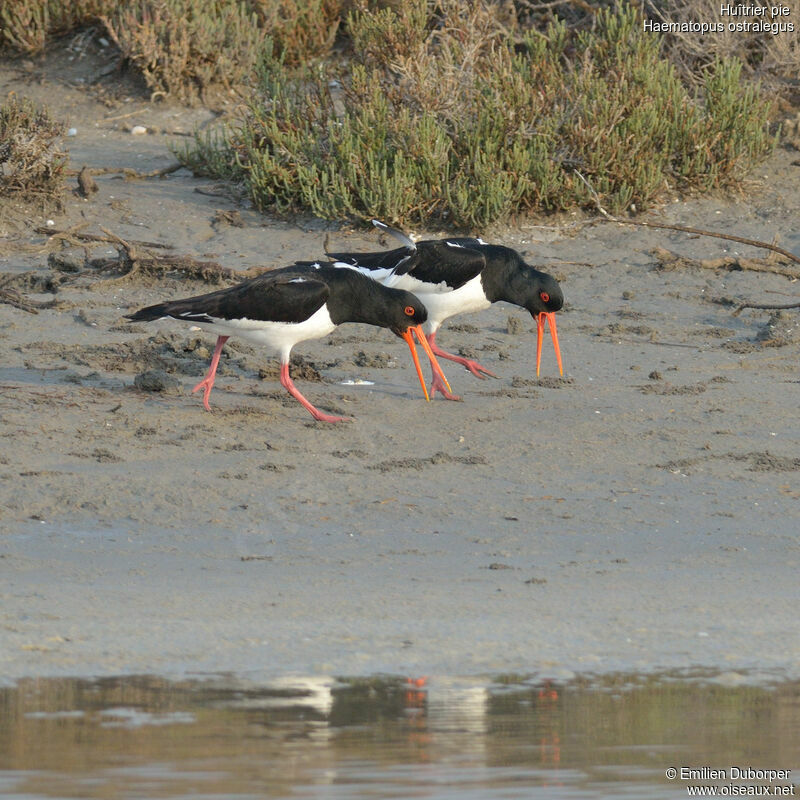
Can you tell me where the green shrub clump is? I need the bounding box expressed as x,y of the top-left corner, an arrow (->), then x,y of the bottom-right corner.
1,0 -> 344,104
0,0 -> 115,54
178,1 -> 776,228
101,0 -> 270,103
0,95 -> 67,208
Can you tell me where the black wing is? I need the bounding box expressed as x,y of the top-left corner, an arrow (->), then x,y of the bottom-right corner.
327,219 -> 418,274
127,270 -> 330,324
327,244 -> 420,275
327,241 -> 487,289
409,240 -> 486,289
327,214 -> 488,289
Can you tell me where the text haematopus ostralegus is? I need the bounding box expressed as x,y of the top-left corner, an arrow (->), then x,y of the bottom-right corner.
327,220 -> 564,400
126,261 -> 447,422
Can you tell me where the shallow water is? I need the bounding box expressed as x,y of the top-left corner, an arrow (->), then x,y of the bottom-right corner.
1,671 -> 799,799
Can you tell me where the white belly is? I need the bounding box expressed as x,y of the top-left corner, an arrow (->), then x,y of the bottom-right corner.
386,274 -> 490,333
331,261 -> 490,332
197,305 -> 336,362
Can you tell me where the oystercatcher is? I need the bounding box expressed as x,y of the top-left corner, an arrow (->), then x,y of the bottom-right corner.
126,262 -> 447,422
327,220 -> 564,400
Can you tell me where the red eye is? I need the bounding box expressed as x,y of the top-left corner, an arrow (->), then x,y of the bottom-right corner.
404,305 -> 415,316
540,291 -> 550,303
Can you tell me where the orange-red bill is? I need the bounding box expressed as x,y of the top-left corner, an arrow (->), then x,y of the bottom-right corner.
536,312 -> 563,377
411,325 -> 451,393
401,328 -> 430,401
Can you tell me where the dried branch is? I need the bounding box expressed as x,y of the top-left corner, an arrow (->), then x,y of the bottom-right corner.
573,169 -> 800,274
35,226 -> 174,250
0,287 -> 40,313
0,282 -> 59,314
88,252 -> 246,285
97,226 -> 141,280
613,218 -> 800,267
651,247 -> 800,280
733,300 -> 800,315
65,164 -> 183,180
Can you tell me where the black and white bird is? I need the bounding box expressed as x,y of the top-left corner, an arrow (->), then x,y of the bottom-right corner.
126,262 -> 447,423
327,220 -> 564,400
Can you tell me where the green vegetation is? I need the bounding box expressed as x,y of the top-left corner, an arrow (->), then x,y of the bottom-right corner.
101,0 -> 270,103
0,1 -> 782,228
0,0 -> 114,54
1,0 -> 345,103
0,95 -> 67,208
177,2 -> 777,228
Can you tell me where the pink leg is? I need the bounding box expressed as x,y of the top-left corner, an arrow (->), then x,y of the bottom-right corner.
428,331 -> 497,381
427,333 -> 461,402
280,362 -> 350,423
192,335 -> 229,411
413,329 -> 461,401
430,362 -> 462,402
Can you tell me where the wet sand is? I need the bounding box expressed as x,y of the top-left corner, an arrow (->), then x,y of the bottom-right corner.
1,52 -> 799,683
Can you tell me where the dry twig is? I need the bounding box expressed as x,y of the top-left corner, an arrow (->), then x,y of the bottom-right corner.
0,274 -> 59,313
651,247 -> 800,280
64,164 -> 183,180
573,169 -> 800,274
614,218 -> 799,268
35,226 -> 174,250
0,287 -> 40,313
733,300 -> 800,315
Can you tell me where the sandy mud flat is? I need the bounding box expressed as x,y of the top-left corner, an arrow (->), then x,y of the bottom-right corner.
1,53 -> 798,684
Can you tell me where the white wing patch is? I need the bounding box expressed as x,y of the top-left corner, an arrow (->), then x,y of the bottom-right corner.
332,254 -> 413,282
289,277 -> 307,283
331,260 -> 367,274
372,219 -> 417,249
332,260 -> 397,285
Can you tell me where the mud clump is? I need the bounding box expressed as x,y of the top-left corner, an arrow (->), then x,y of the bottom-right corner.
354,351 -> 394,369
258,355 -> 323,382
134,370 -> 182,395
723,341 -> 760,354
536,376 -> 575,389
640,382 -> 707,396
756,312 -> 799,348
742,452 -> 800,472
375,451 -> 488,472
507,315 -> 524,335
48,251 -> 84,273
606,322 -> 656,337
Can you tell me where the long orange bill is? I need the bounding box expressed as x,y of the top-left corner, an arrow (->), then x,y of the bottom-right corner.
411,325 -> 451,394
401,328 -> 430,401
536,312 -> 563,377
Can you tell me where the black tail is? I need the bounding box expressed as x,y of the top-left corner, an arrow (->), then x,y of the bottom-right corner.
125,302 -> 172,322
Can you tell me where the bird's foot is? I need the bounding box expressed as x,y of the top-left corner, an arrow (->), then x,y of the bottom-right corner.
430,371 -> 462,401
309,409 -> 352,424
463,359 -> 497,380
191,376 -> 215,411
428,337 -> 497,380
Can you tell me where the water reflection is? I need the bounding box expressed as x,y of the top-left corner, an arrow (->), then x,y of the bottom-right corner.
1,671 -> 798,798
